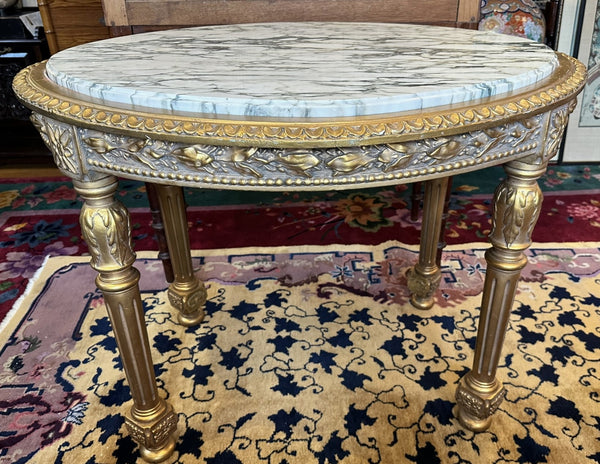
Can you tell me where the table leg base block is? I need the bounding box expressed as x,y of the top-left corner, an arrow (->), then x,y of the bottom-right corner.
178,309 -> 205,326
167,282 -> 207,327
406,267 -> 441,310
125,402 -> 179,462
455,374 -> 506,432
139,435 -> 177,463
409,294 -> 434,310
455,405 -> 494,432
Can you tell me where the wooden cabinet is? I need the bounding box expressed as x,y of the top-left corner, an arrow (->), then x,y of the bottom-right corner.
38,0 -> 110,54
0,11 -> 51,165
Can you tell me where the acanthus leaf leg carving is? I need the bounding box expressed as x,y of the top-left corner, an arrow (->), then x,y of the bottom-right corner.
74,176 -> 177,462
456,158 -> 546,432
155,184 -> 207,326
407,176 -> 449,309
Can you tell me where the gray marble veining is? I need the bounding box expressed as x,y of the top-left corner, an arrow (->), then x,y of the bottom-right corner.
45,22 -> 559,118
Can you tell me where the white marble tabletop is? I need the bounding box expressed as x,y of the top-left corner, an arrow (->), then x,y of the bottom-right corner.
45,22 -> 558,119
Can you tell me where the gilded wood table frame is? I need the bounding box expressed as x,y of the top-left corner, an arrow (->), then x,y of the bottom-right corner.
13,53 -> 585,462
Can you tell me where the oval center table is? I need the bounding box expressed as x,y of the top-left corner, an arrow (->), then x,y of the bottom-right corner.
13,22 -> 586,462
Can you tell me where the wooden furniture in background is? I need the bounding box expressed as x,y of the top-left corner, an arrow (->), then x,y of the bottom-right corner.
2,0 -> 110,165
102,0 -> 480,32
0,8 -> 51,166
37,0 -> 109,54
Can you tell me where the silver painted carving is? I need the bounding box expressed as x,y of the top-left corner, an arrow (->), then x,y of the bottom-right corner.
27,104 -> 573,191
544,101 -> 576,161
74,114 -> 545,188
30,113 -> 79,176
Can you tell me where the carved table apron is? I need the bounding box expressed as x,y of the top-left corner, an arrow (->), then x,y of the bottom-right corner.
13,23 -> 585,462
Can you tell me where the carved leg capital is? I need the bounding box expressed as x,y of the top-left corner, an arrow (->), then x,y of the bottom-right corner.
75,176 -> 136,273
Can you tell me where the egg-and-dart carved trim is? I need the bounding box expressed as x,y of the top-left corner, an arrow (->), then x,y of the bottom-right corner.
13,54 -> 585,149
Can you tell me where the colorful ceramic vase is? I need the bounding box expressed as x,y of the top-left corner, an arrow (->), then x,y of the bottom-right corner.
479,0 -> 546,43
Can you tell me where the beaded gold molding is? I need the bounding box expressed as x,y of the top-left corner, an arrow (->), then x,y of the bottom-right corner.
13,53 -> 585,148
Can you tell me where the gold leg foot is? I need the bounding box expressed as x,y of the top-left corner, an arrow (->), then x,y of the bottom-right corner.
126,401 -> 178,463
455,373 -> 506,432
407,267 -> 441,310
168,280 -> 207,326
408,177 -> 449,310
139,437 -> 177,463
155,184 -> 207,326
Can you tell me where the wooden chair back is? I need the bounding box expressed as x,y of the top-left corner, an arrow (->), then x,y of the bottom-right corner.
101,0 -> 481,35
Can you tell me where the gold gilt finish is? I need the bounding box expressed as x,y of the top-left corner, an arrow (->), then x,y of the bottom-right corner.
455,150 -> 555,430
155,185 -> 207,325
407,177 -> 449,309
11,37 -> 586,462
74,176 -> 177,461
455,98 -> 575,429
12,53 -> 585,148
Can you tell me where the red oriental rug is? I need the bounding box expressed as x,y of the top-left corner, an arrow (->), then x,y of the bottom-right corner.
1,165 -> 600,322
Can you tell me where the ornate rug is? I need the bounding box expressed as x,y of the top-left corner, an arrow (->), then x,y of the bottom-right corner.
1,164 -> 600,323
1,242 -> 599,463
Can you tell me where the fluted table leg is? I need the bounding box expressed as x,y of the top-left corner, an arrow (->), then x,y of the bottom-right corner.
155,184 -> 207,326
456,158 -> 546,431
74,176 -> 177,463
407,176 -> 449,310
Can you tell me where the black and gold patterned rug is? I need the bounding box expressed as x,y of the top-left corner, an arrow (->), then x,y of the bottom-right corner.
1,242 -> 599,463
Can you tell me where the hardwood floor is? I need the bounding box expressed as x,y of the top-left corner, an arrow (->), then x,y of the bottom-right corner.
0,166 -> 62,179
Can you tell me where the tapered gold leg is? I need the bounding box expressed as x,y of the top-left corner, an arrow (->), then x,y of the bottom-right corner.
74,176 -> 177,462
155,184 -> 207,326
456,159 -> 546,431
407,176 -> 449,309
146,182 -> 175,283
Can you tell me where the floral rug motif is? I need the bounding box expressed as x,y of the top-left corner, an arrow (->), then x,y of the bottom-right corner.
1,242 -> 600,463
1,165 -> 600,328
